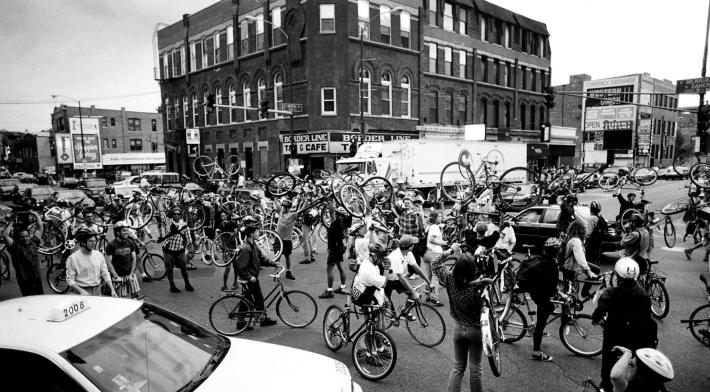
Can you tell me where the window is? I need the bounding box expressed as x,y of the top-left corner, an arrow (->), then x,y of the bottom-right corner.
381,72 -> 392,116
173,98 -> 180,127
444,47 -> 452,76
103,139 -> 109,149
274,74 -> 284,118
429,0 -> 437,27
242,81 -> 251,122
504,102 -> 511,128
203,36 -> 214,67
401,75 -> 411,118
194,40 -> 203,69
128,118 -> 141,131
429,91 -> 439,123
172,47 -> 183,76
110,117 -> 115,126
493,100 -> 500,127
400,12 -> 411,48
228,84 -> 236,123
481,56 -> 488,82
429,43 -> 437,73
272,7 -> 283,45
507,63 -> 514,88
520,104 -> 527,129
443,3 -> 454,31
240,21 -> 249,55
480,15 -> 487,41
481,98 -> 488,126
360,68 -> 371,115
101,117 -> 107,127
203,90 -> 210,125
542,209 -> 560,224
530,104 -> 536,130
191,92 -> 198,126
458,94 -> 467,125
129,139 -> 143,151
539,106 -> 545,128
320,4 -> 335,33
521,66 -> 527,90
322,87 -> 336,115
532,70 -> 537,92
215,31 -> 227,63
152,143 -> 158,152
494,19 -> 504,45
255,13 -> 264,51
152,118 -> 157,131
358,0 -> 370,39
459,8 -> 467,34
380,5 -> 392,44
215,87 -> 223,124
111,139 -> 117,148
227,27 -> 234,59
163,52 -> 170,78
505,24 -> 511,48
493,59 -> 500,84
183,96 -> 189,127
459,50 -> 466,78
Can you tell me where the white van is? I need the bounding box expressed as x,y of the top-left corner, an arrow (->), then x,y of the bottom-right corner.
141,171 -> 180,187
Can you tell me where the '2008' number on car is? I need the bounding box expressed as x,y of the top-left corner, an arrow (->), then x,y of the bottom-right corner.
48,298 -> 91,322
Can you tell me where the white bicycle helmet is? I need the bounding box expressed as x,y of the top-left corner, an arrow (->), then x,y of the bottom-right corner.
615,257 -> 640,280
636,348 -> 674,381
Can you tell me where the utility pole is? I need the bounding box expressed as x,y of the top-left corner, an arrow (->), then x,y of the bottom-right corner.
699,0 -> 710,153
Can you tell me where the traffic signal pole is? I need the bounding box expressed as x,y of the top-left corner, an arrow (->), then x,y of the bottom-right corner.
699,0 -> 710,153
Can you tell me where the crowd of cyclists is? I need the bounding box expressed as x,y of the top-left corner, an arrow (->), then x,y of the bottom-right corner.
3,165 -> 709,392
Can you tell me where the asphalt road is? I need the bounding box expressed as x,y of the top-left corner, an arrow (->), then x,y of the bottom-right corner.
1,178 -> 708,391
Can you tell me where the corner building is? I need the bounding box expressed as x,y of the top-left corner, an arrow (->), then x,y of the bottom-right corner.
156,0 -> 551,178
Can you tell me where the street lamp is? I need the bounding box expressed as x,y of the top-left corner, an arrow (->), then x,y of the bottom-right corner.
359,7 -> 402,146
245,15 -> 297,159
51,94 -> 86,175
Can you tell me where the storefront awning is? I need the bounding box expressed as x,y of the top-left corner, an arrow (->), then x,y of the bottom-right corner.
550,145 -> 575,157
527,143 -> 550,159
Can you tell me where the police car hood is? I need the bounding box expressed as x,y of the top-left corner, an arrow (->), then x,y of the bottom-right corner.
198,337 -> 356,392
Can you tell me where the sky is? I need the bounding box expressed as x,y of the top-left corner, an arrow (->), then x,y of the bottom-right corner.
0,0 -> 707,132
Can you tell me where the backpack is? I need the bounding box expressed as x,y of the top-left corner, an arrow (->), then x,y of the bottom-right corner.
515,256 -> 559,297
590,216 -> 608,242
556,238 -> 570,268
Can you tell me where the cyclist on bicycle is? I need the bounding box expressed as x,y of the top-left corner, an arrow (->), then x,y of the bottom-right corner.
592,257 -> 657,392
610,347 -> 674,392
384,235 -> 430,318
351,243 -> 391,330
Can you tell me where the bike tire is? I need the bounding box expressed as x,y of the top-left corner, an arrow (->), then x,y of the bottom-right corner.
620,208 -> 642,233
663,219 -> 676,248
496,167 -> 543,211
648,280 -> 670,319
351,328 -> 397,381
559,314 -> 603,357
142,253 -> 166,280
199,238 -> 215,265
317,223 -> 328,244
182,203 -> 207,231
690,163 -> 710,188
687,303 -> 710,347
256,229 -> 283,262
266,172 -> 296,197
661,198 -> 689,215
405,302 -> 446,347
276,290 -> 318,328
458,149 -> 473,168
0,251 -> 9,280
47,263 -> 70,294
631,167 -> 658,186
193,155 -> 214,178
500,306 -> 528,343
125,200 -> 154,230
322,305 -> 346,351
673,152 -> 699,176
33,220 -> 67,255
439,162 -> 475,203
482,308 -> 502,377
339,184 -> 368,218
209,295 -> 254,336
360,176 -> 393,206
291,226 -> 303,249
598,171 -> 621,190
486,149 -> 504,168
225,154 -> 241,177
212,232 -> 238,267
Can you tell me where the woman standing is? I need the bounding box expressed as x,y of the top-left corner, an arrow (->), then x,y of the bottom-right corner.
562,220 -> 599,298
432,245 -> 492,392
422,210 -> 446,306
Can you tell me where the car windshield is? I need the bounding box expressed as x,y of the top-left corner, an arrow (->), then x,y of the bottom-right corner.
58,190 -> 85,199
61,304 -> 228,392
0,179 -> 20,186
336,162 -> 364,174
33,187 -> 54,196
85,179 -> 107,187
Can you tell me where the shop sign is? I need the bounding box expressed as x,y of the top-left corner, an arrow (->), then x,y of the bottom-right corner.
186,128 -> 200,145
329,132 -> 418,154
69,117 -> 100,135
585,105 -> 635,131
279,132 -> 418,155
280,132 -> 329,155
416,125 -> 463,134
44,166 -> 56,174
102,153 -> 166,165
72,134 -> 102,170
614,152 -> 633,159
55,134 -> 74,164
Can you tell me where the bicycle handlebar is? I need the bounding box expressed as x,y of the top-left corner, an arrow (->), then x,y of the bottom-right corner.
268,264 -> 285,279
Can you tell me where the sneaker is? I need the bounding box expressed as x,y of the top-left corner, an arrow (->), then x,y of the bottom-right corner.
185,284 -> 194,292
260,317 -> 278,327
142,276 -> 153,283
285,271 -> 296,280
685,249 -> 692,260
406,313 -> 417,321
531,351 -> 553,362
186,263 -> 198,271
334,288 -> 349,295
299,259 -> 314,264
170,286 -> 181,293
428,298 -> 444,307
319,290 -> 334,299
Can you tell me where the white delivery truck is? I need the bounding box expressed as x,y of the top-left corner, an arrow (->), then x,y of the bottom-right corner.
334,139 -> 528,196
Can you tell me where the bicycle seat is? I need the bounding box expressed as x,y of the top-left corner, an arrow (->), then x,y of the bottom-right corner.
522,244 -> 536,250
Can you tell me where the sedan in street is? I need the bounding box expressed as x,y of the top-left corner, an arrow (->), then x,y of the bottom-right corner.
56,189 -> 96,208
0,178 -> 21,200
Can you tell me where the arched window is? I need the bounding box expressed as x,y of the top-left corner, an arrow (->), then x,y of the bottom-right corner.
173,98 -> 180,128
493,100 -> 500,128
360,68 -> 371,115
203,89 -> 210,126
164,98 -> 171,124
273,73 -> 283,118
191,92 -> 198,127
182,96 -> 189,128
401,75 -> 411,118
539,106 -> 546,128
519,104 -> 527,130
228,84 -> 236,123
480,98 -> 488,126
242,81 -> 251,122
257,77 -> 266,119
381,72 -> 392,116
215,86 -> 223,124
504,102 -> 511,128
530,104 -> 536,130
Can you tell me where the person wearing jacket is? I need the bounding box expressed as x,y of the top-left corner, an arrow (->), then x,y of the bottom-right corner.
592,258 -> 658,392
603,214 -> 650,275
556,194 -> 576,236
235,225 -> 280,327
562,220 -> 599,298
586,201 -> 608,264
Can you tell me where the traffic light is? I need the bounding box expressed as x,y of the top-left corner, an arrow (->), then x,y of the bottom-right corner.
544,87 -> 555,109
349,140 -> 358,157
698,104 -> 710,132
206,94 -> 216,113
540,122 -> 551,142
259,100 -> 270,119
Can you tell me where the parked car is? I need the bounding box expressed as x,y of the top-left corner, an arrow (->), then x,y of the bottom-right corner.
78,178 -> 108,197
575,171 -> 601,190
510,204 -> 621,253
656,166 -> 684,180
0,178 -> 21,200
16,183 -> 38,195
60,177 -> 79,188
19,174 -> 37,183
31,186 -> 57,204
112,175 -> 142,187
56,189 -> 96,208
12,172 -> 28,179
141,171 -> 180,187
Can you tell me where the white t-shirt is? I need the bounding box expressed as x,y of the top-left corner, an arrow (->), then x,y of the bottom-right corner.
352,260 -> 386,305
495,226 -> 516,253
386,248 -> 417,281
426,224 -> 444,253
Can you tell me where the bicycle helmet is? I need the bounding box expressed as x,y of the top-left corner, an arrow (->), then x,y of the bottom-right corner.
544,237 -> 563,249
635,348 -> 674,381
414,195 -> 425,204
396,190 -> 406,199
249,191 -> 261,201
368,242 -> 388,259
590,200 -> 601,215
615,257 -> 640,280
113,220 -> 131,236
75,227 -> 98,243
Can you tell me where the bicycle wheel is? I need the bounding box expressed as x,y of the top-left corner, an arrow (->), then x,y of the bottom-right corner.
47,264 -> 70,294
559,314 -> 603,357
663,219 -> 676,248
212,232 -> 238,267
256,229 -> 282,262
486,149 -> 504,168
193,155 -> 214,178
351,328 -> 397,381
265,173 -> 296,197
673,152 -> 699,176
0,251 -> 9,280
226,154 -> 241,176
317,223 -> 328,244
276,290 -> 318,328
182,203 -> 207,231
483,309 -> 502,377
97,237 -> 109,255
620,208 -> 641,233
125,201 -> 154,230
360,176 -> 393,206
338,184 -> 368,218
440,162 -> 475,203
291,226 -> 303,250
405,303 -> 446,347
497,167 -> 543,211
688,303 -> 710,347
598,171 -> 621,190
322,305 -> 346,351
690,163 -> 710,188
33,220 -> 66,255
648,280 -> 670,319
142,253 -> 166,280
209,295 -> 254,336
500,306 -> 528,343
631,167 -> 658,186
458,149 -> 473,168
661,198 -> 689,215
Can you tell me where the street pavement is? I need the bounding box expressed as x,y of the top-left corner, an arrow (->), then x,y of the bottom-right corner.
1,178 -> 709,391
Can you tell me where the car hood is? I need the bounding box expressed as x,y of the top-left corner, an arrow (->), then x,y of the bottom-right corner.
198,338 -> 355,392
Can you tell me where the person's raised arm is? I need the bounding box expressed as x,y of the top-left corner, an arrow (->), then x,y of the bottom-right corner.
610,346 -> 633,392
3,220 -> 14,248
30,211 -> 43,241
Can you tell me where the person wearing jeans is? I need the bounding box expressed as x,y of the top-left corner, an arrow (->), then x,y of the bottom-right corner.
422,211 -> 445,306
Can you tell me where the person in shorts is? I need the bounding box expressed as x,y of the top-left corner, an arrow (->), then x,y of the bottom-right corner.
105,220 -> 141,298
319,206 -> 350,298
276,198 -> 298,280
158,207 -> 194,293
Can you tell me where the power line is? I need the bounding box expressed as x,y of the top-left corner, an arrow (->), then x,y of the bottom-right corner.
0,91 -> 161,105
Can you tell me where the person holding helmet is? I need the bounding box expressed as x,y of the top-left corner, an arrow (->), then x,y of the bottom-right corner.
586,200 -> 608,264
610,346 -> 674,392
157,207 -> 194,293
105,220 -> 140,298
320,205 -> 350,298
593,257 -> 658,392
65,228 -> 117,297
